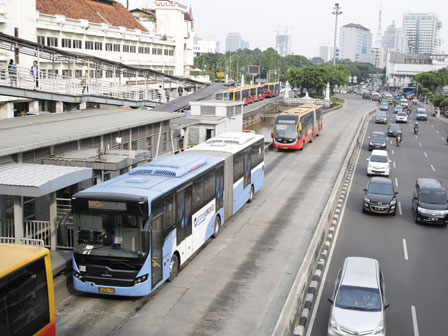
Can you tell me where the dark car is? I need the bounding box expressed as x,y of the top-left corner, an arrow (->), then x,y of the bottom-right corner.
368,131 -> 387,151
412,178 -> 448,226
387,124 -> 401,137
363,177 -> 397,215
375,112 -> 387,124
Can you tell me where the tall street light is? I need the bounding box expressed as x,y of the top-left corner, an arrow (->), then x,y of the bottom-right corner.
332,3 -> 342,66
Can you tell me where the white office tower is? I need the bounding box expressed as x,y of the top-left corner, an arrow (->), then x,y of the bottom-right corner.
225,33 -> 249,52
383,22 -> 408,54
276,34 -> 291,57
403,13 -> 440,54
319,43 -> 333,63
339,23 -> 374,64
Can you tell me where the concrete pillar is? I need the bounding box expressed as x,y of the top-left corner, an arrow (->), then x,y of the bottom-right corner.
0,102 -> 14,120
55,101 -> 64,113
79,101 -> 87,110
185,127 -> 190,149
29,100 -> 39,113
49,192 -> 57,251
13,196 -> 23,243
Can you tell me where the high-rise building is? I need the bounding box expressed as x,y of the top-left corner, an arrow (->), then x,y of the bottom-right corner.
319,43 -> 333,63
225,32 -> 248,52
276,34 -> 291,57
403,13 -> 441,54
339,23 -> 374,64
383,22 -> 408,54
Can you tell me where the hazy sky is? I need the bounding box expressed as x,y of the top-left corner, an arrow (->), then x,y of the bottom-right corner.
144,0 -> 447,58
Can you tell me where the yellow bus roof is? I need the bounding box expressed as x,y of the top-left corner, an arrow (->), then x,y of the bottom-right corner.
0,243 -> 49,278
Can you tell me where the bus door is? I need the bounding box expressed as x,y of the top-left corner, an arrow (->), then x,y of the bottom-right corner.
243,149 -> 251,190
151,213 -> 163,287
177,185 -> 193,261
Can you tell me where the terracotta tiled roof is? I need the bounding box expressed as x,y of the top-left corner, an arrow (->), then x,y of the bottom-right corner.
36,0 -> 147,31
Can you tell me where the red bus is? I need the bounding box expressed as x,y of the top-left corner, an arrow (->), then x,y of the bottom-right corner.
271,104 -> 323,150
265,82 -> 280,98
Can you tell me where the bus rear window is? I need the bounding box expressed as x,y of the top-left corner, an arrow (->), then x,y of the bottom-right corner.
0,257 -> 50,336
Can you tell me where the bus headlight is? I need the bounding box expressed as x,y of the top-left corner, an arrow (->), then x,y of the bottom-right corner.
73,271 -> 84,281
133,274 -> 148,285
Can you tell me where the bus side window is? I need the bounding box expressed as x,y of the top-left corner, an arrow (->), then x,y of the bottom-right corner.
233,153 -> 244,183
215,166 -> 224,210
203,171 -> 215,203
164,194 -> 175,234
192,178 -> 204,213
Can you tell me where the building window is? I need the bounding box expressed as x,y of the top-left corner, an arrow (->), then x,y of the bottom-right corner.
75,70 -> 82,78
144,47 -> 150,54
37,36 -> 45,45
146,136 -> 152,151
106,70 -> 113,78
73,40 -> 82,49
96,70 -> 103,79
138,46 -> 144,53
62,38 -> 71,48
130,46 -> 136,53
62,70 -> 72,77
113,44 -> 121,52
164,49 -> 169,56
85,41 -> 94,50
105,43 -> 113,51
94,42 -> 102,50
158,48 -> 163,55
47,37 -> 58,47
152,47 -> 157,55
123,45 -> 130,52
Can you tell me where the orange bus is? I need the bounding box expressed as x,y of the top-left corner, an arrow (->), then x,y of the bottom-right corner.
271,104 -> 323,150
0,243 -> 55,336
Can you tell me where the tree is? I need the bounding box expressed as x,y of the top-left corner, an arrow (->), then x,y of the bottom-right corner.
415,71 -> 448,93
311,57 -> 325,64
284,55 -> 311,68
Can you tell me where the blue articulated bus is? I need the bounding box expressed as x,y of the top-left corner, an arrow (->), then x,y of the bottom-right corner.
72,132 -> 264,296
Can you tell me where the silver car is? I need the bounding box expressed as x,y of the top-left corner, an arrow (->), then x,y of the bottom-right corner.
328,257 -> 388,336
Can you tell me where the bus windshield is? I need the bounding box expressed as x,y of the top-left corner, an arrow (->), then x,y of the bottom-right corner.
74,211 -> 148,258
274,115 -> 298,139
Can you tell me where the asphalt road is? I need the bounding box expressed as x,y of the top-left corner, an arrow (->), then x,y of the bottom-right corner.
55,97 -> 376,336
309,101 -> 448,335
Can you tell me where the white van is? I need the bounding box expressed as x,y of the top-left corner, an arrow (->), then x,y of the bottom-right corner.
327,257 -> 389,336
367,150 -> 390,177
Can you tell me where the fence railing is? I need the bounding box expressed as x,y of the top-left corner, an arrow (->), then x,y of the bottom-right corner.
0,237 -> 44,246
0,65 -> 182,102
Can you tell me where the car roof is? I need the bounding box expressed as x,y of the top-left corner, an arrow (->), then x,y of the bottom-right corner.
397,112 -> 407,115
371,131 -> 385,136
417,178 -> 445,190
371,149 -> 388,156
389,124 -> 400,128
417,108 -> 427,112
370,176 -> 393,185
341,257 -> 380,289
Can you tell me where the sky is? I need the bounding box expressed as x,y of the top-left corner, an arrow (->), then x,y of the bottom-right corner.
143,0 -> 448,58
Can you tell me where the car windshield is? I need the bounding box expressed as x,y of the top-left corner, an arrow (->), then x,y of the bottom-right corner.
395,107 -> 402,111
275,115 -> 298,139
74,212 -> 147,258
368,182 -> 394,195
371,134 -> 385,141
390,125 -> 400,131
420,190 -> 447,205
397,113 -> 406,117
335,285 -> 382,312
377,113 -> 386,118
417,110 -> 427,114
370,155 -> 388,163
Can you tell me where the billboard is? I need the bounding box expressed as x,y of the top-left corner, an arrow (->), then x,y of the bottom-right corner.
247,65 -> 260,75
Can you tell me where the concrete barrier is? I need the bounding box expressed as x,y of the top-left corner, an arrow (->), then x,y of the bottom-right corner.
271,106 -> 376,336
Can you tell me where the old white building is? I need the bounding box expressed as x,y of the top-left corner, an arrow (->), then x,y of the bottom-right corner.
339,23 -> 374,65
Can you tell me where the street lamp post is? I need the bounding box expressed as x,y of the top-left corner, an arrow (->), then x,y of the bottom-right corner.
332,3 -> 342,66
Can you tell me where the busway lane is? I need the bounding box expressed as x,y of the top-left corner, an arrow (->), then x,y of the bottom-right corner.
56,97 -> 377,336
309,102 -> 448,336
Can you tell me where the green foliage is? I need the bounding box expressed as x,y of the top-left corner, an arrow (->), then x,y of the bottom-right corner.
311,57 -> 325,64
331,96 -> 344,107
415,71 -> 448,93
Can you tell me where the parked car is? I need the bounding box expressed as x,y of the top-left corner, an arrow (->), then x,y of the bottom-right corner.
368,131 -> 387,151
327,257 -> 388,336
412,178 -> 448,226
379,102 -> 389,111
363,177 -> 397,215
375,112 -> 387,124
395,112 -> 408,123
387,124 -> 402,137
367,150 -> 390,177
416,108 -> 428,120
393,106 -> 403,114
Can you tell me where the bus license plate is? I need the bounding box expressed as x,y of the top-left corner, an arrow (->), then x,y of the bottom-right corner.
99,287 -> 115,293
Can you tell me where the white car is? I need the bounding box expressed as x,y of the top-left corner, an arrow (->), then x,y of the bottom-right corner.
367,150 -> 390,177
400,99 -> 409,108
395,112 -> 408,123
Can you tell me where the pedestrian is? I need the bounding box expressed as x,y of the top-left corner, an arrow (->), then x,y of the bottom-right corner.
165,88 -> 170,102
81,71 -> 89,94
177,86 -> 183,97
8,59 -> 17,87
178,136 -> 184,152
30,60 -> 39,89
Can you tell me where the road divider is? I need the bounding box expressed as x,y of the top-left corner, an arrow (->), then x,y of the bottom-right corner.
271,107 -> 376,336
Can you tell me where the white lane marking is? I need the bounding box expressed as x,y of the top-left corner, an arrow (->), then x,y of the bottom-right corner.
431,164 -> 435,171
419,143 -> 422,147
431,125 -> 434,128
414,134 -> 418,139
393,161 -> 396,169
392,149 -> 395,155
395,177 -> 399,187
390,140 -> 393,145
424,152 -> 428,158
411,305 -> 420,336
398,201 -> 403,215
442,136 -> 446,141
436,130 -> 440,134
402,239 -> 409,260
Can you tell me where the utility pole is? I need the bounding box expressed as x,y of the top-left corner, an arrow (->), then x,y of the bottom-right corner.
332,3 -> 342,66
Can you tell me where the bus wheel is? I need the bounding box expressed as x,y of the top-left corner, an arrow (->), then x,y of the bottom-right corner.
168,254 -> 179,282
248,185 -> 254,203
212,215 -> 221,238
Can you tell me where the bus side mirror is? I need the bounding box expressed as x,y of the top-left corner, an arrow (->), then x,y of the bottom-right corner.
141,230 -> 150,254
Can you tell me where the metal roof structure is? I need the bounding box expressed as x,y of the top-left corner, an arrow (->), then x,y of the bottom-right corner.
0,163 -> 92,197
0,108 -> 180,157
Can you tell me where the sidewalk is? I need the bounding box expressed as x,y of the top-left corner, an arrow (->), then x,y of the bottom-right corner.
50,249 -> 72,276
